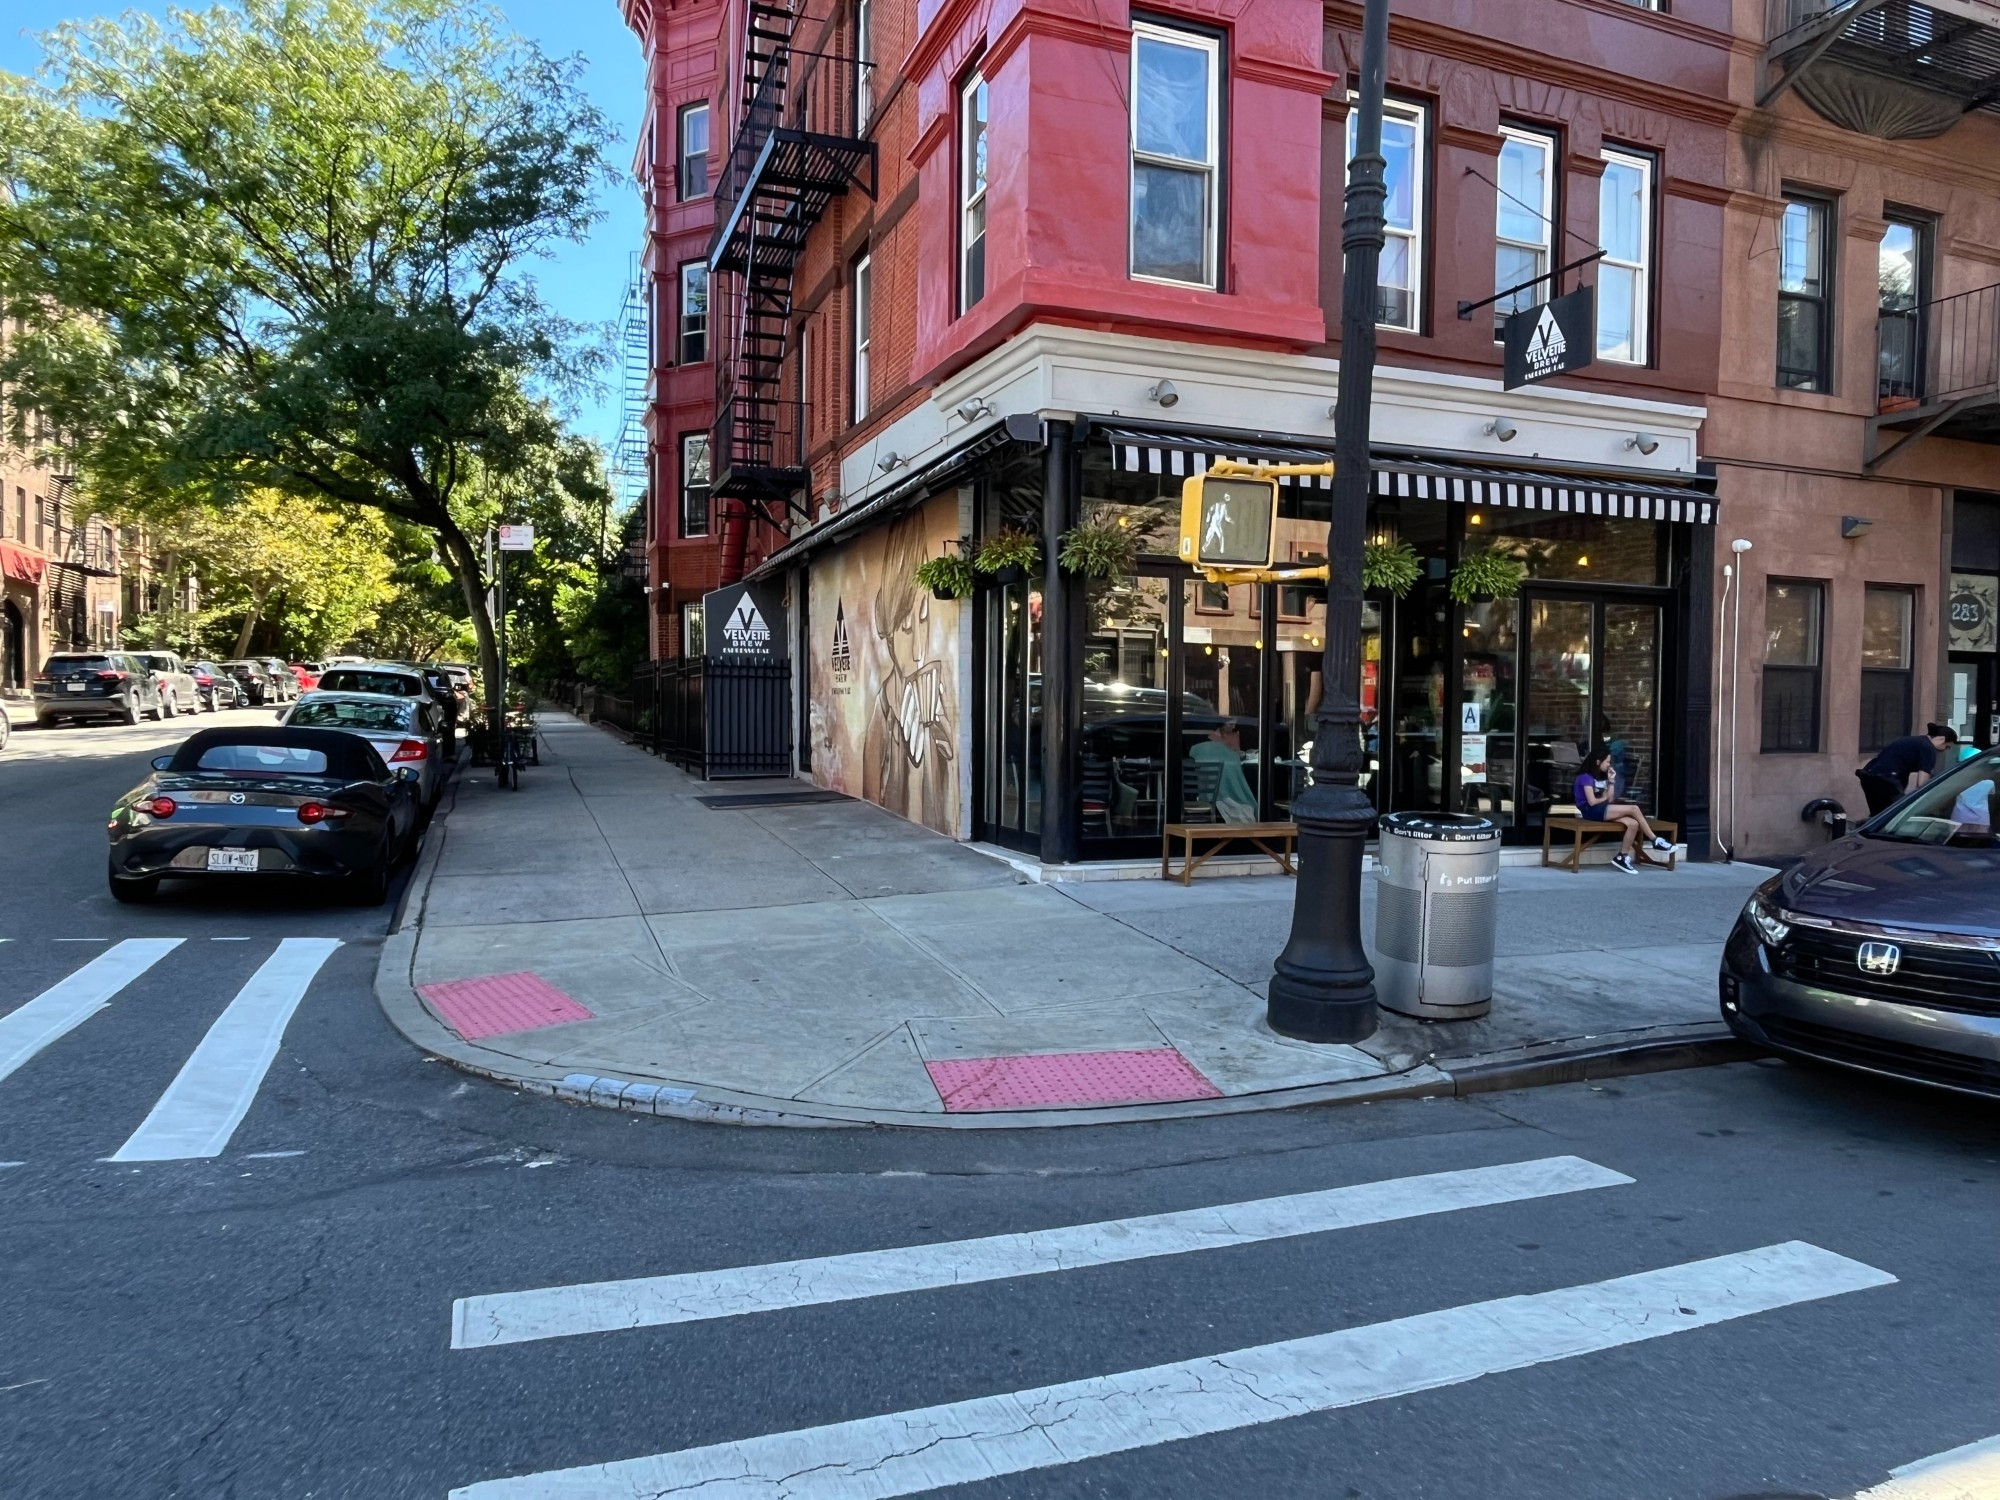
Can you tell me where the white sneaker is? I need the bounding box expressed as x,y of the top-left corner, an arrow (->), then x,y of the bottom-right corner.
1650,836 -> 1675,853
1612,854 -> 1639,874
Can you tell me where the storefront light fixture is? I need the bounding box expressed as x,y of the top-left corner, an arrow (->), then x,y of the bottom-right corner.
955,399 -> 993,424
1147,380 -> 1180,408
1484,417 -> 1518,442
877,451 -> 905,472
1626,432 -> 1660,456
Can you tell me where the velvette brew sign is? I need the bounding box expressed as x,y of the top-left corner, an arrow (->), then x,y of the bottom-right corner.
703,582 -> 788,663
1502,286 -> 1595,390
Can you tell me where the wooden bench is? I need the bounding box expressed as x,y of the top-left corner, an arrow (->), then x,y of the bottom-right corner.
1541,817 -> 1680,872
1162,822 -> 1299,885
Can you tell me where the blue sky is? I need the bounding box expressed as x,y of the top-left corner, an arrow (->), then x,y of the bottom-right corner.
1,0 -> 646,453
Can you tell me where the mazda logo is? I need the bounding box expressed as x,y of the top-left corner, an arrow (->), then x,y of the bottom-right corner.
1857,941 -> 1901,976
229,792 -> 246,804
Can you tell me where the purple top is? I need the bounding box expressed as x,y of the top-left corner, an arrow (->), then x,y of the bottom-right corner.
1573,772 -> 1608,810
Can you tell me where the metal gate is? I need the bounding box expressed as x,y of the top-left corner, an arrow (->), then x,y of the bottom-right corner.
632,658 -> 790,778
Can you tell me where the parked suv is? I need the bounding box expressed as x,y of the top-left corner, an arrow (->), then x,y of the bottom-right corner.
33,652 -> 164,726
258,657 -> 299,703
130,652 -> 200,718
219,658 -> 279,705
189,661 -> 240,710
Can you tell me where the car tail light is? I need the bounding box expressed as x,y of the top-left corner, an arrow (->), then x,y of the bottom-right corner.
97,670 -> 129,682
142,796 -> 177,818
297,801 -> 351,825
389,739 -> 428,763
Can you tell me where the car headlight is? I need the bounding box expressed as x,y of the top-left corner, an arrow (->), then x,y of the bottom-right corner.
1744,892 -> 1791,947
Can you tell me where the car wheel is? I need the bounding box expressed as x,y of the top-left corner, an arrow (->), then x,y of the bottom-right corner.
0,714 -> 9,752
122,700 -> 140,726
108,869 -> 161,904
351,853 -> 392,907
35,713 -> 55,729
161,693 -> 177,719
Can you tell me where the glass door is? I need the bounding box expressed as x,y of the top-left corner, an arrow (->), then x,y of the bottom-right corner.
1519,595 -> 1663,828
1948,655 -> 1996,749
981,575 -> 1042,850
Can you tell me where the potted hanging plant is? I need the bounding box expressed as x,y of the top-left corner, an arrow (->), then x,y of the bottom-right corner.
1362,539 -> 1422,598
1450,545 -> 1528,603
975,526 -> 1043,587
1058,516 -> 1139,580
914,551 -> 977,601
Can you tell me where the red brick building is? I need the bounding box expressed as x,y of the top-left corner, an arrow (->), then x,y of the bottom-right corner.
632,0 -> 1745,864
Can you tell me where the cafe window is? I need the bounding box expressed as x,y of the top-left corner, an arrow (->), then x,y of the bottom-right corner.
679,431 -> 711,538
1462,508 -> 1666,586
1130,22 -> 1220,288
677,103 -> 710,200
1860,585 -> 1915,753
1762,578 -> 1823,753
960,72 -> 988,313
1495,126 -> 1554,335
678,262 -> 708,364
1598,148 -> 1652,364
1778,194 -> 1833,391
1350,98 -> 1426,331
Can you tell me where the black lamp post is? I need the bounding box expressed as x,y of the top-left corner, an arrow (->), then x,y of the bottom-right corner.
1267,0 -> 1391,1043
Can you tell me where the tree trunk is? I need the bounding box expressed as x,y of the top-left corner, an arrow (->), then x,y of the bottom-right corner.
233,586 -> 267,657
433,519 -> 498,704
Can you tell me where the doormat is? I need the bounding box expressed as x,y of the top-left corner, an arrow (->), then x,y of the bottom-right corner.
697,790 -> 853,810
925,1049 -> 1223,1112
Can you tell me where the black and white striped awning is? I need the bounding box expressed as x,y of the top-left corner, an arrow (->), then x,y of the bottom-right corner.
1102,427 -> 1716,524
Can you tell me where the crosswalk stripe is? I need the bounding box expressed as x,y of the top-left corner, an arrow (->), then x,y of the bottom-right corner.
0,938 -> 183,1086
451,1155 -> 1633,1351
1856,1434 -> 2000,1499
109,938 -> 340,1162
452,1241 -> 1894,1500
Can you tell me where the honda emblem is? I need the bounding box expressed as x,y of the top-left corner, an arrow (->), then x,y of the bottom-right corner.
1856,941 -> 1901,976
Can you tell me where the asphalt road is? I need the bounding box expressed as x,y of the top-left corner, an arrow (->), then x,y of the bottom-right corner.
1,712 -> 1996,1500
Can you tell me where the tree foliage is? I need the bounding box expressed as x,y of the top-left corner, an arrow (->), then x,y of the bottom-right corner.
0,0 -> 618,688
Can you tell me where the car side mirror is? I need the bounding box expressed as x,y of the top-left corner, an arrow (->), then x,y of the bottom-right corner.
151,755 -> 173,771
395,765 -> 421,783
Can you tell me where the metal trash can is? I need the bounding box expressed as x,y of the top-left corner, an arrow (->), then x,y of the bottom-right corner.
1374,812 -> 1500,1020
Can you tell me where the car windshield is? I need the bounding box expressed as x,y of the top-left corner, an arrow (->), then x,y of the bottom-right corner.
192,744 -> 331,775
134,655 -> 173,670
319,670 -> 418,695
290,700 -> 411,731
1870,749 -> 2000,846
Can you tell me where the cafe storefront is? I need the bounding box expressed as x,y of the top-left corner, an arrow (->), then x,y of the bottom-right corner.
968,424 -> 1717,861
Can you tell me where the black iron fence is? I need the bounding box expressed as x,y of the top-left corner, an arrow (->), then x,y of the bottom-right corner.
623,658 -> 791,779
1879,279 -> 2000,411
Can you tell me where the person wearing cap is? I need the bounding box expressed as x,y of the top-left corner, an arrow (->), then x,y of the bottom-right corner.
1856,722 -> 1959,818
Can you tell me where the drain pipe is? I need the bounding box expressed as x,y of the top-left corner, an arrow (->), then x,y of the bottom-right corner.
1716,559 -> 1735,861
1727,538 -> 1754,862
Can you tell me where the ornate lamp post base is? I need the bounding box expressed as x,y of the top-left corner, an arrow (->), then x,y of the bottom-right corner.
1267,783 -> 1378,1042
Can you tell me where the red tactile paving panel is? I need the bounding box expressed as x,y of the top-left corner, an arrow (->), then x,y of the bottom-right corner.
417,971 -> 594,1041
925,1048 -> 1222,1112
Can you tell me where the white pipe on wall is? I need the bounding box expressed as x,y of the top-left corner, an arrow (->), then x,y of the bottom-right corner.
1728,539 -> 1754,861
1716,561 -> 1735,861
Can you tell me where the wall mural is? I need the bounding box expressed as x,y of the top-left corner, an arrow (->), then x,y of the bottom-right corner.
809,494 -> 961,836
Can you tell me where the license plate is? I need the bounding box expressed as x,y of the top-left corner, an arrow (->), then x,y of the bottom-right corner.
207,849 -> 259,873
65,682 -> 86,692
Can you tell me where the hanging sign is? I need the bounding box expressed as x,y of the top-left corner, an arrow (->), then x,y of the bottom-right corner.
497,524 -> 535,551
704,581 -> 789,663
1502,286 -> 1595,390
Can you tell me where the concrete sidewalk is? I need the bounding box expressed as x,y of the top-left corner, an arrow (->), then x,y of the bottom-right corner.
375,713 -> 1767,1127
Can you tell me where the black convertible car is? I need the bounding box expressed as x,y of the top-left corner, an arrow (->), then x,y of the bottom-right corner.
1722,746 -> 2000,1099
107,726 -> 421,905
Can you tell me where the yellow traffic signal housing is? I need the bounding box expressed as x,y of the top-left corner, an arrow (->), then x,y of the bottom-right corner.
1177,458 -> 1337,581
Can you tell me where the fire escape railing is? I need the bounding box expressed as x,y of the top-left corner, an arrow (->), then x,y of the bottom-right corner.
1870,278 -> 2000,467
1761,0 -> 2000,114
707,1 -> 877,508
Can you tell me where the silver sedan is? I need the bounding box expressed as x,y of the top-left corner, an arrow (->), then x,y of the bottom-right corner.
279,691 -> 449,810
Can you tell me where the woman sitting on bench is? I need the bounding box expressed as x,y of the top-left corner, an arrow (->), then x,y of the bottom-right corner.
1573,748 -> 1674,875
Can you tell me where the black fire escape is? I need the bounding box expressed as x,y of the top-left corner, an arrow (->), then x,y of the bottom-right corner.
708,1 -> 876,514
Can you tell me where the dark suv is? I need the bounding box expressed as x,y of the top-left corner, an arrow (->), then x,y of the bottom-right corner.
33,652 -> 164,726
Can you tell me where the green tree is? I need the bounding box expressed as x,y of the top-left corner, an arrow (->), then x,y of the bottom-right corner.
0,0 -> 616,691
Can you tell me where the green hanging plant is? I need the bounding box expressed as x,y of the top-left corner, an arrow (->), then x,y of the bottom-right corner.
974,526 -> 1043,578
913,552 -> 977,601
1058,517 -> 1139,580
1362,539 -> 1421,598
1450,545 -> 1528,603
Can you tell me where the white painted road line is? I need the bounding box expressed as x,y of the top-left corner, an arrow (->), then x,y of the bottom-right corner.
109,938 -> 340,1162
0,939 -> 183,1086
451,1155 -> 1633,1350
1856,1434 -> 2000,1499
453,1241 -> 1894,1500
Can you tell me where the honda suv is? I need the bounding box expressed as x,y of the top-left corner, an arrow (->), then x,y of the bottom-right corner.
33,652 -> 164,726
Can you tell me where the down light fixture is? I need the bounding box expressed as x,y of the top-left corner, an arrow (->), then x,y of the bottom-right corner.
1147,380 -> 1180,408
877,451 -> 904,473
955,399 -> 994,424
1841,516 -> 1874,539
1484,417 -> 1518,442
1626,432 -> 1661,456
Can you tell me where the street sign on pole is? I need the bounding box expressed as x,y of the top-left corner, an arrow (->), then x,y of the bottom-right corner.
498,524 -> 535,551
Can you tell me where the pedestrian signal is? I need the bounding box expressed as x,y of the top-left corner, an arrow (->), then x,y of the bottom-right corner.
1179,473 -> 1278,570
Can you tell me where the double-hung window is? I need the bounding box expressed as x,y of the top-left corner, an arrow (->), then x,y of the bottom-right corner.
1878,215 -> 1930,401
852,254 -> 872,422
680,601 -> 705,659
679,432 -> 711,539
677,103 -> 710,200
1861,585 -> 1916,752
1494,126 -> 1554,335
1762,578 -> 1824,754
679,262 -> 708,364
855,0 -> 874,132
1597,148 -> 1652,364
1778,194 -> 1833,391
960,72 -> 989,313
1129,22 -> 1220,288
1349,98 -> 1425,331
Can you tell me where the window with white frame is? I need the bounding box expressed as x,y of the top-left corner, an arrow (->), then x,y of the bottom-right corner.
1349,97 -> 1426,330
960,72 -> 989,313
1129,23 -> 1219,288
855,0 -> 874,132
678,103 -> 710,200
852,254 -> 872,422
679,262 -> 708,364
1597,148 -> 1653,364
679,431 -> 711,538
1494,126 -> 1554,334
